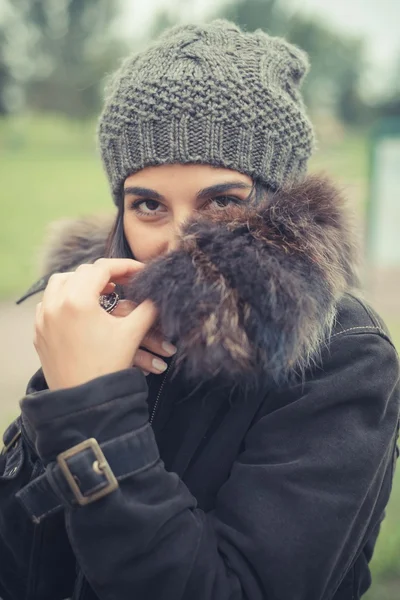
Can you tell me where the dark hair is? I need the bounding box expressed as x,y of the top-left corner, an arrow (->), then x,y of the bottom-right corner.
105,203 -> 134,260
105,177 -> 271,260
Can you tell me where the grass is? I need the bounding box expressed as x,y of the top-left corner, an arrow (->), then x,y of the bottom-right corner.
1,114 -> 399,598
0,115 -> 113,300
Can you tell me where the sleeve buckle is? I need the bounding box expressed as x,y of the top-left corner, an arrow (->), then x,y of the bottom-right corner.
57,438 -> 118,506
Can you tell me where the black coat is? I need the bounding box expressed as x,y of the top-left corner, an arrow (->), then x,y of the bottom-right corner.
1,176 -> 399,600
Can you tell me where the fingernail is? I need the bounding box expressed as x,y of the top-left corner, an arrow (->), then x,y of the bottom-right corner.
142,371 -> 150,376
152,358 -> 168,372
161,341 -> 177,356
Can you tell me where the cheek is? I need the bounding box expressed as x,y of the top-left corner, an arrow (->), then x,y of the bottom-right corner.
123,216 -> 168,263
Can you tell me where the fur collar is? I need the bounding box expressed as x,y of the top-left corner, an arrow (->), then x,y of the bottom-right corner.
18,175 -> 361,388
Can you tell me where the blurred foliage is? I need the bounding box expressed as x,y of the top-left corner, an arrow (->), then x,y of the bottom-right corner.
0,114 -> 112,297
0,0 -> 127,118
0,0 -> 396,125
377,54 -> 400,119
0,25 -> 11,114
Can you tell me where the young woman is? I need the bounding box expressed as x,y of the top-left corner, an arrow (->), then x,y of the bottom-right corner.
1,19 -> 399,600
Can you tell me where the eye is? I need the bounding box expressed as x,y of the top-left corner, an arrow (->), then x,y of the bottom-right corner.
130,199 -> 167,217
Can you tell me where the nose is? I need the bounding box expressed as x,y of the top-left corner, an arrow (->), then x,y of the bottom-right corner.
167,207 -> 195,252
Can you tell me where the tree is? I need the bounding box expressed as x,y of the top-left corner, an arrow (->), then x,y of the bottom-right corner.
1,0 -> 126,118
0,25 -> 11,114
375,52 -> 400,118
213,0 -> 369,125
220,0 -> 286,35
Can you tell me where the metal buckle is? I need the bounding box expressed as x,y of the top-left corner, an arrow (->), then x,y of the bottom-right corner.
57,438 -> 118,506
1,430 -> 21,455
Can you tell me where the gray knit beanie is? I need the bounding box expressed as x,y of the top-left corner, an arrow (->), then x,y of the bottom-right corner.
98,19 -> 315,204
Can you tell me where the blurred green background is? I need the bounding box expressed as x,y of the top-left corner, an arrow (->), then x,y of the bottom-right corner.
0,1 -> 399,598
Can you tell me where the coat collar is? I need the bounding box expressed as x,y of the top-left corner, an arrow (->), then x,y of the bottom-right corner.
17,175 -> 361,388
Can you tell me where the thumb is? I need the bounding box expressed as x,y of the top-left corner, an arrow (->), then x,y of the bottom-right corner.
124,299 -> 158,344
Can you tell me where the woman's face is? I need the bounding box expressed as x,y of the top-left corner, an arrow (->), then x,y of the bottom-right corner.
123,163 -> 253,263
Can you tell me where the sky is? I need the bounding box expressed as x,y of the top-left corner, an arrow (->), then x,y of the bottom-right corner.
122,0 -> 400,98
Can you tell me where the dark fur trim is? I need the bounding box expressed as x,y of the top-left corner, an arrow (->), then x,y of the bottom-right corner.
16,217 -> 113,303
32,175 -> 361,387
126,175 -> 360,386
40,216 -> 113,274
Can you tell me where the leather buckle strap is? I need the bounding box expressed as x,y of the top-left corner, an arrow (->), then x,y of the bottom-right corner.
57,438 -> 118,506
16,425 -> 159,523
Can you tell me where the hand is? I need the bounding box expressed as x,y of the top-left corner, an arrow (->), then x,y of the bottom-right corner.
112,299 -> 177,375
33,259 -> 171,390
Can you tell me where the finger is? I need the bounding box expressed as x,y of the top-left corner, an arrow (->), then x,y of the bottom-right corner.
111,299 -> 137,318
35,300 -> 43,327
35,301 -> 43,319
132,349 -> 168,374
141,330 -> 177,358
65,259 -> 145,301
124,299 -> 158,343
101,282 -> 116,295
94,258 -> 145,278
34,302 -> 43,349
106,274 -> 142,285
41,273 -> 71,309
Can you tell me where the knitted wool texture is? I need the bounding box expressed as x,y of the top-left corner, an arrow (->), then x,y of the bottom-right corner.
98,19 -> 315,204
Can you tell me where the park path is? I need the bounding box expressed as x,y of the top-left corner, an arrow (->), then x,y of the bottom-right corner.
0,296 -> 40,421
0,269 -> 399,424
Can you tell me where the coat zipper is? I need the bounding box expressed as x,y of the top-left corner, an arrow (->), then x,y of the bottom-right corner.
149,356 -> 176,425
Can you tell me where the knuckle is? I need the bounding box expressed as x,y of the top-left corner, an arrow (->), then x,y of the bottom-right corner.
75,263 -> 92,273
142,333 -> 154,348
48,273 -> 62,285
63,293 -> 85,312
41,305 -> 57,322
33,324 -> 42,346
133,349 -> 148,369
94,258 -> 107,267
143,330 -> 162,348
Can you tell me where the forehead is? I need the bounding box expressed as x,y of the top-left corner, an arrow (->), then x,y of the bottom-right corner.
124,164 -> 253,192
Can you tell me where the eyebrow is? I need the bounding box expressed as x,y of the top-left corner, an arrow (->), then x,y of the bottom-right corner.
123,181 -> 252,202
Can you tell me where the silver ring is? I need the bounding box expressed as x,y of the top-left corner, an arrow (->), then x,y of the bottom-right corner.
99,291 -> 120,314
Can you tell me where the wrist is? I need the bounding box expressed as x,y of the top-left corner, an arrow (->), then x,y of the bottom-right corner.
20,368 -> 149,465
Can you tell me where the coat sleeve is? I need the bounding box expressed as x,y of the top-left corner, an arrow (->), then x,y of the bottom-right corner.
0,420 -> 75,600
16,332 -> 400,600
0,420 -> 35,600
